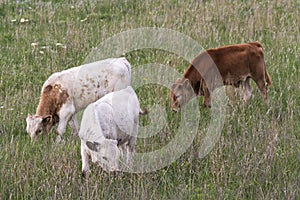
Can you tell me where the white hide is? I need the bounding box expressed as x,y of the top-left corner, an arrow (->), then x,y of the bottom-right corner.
79,86 -> 140,175
27,57 -> 131,140
43,57 -> 132,111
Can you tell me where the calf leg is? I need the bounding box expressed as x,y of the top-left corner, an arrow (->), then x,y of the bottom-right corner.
81,141 -> 90,178
127,142 -> 136,168
119,144 -> 129,168
68,114 -> 79,136
120,132 -> 137,171
242,77 -> 252,102
126,123 -> 138,169
254,78 -> 268,102
56,103 -> 75,142
121,142 -> 135,171
203,88 -> 211,107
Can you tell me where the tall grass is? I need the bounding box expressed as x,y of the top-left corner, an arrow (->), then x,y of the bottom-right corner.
0,0 -> 299,199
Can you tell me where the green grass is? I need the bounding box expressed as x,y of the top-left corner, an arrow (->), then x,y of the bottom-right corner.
0,0 -> 299,199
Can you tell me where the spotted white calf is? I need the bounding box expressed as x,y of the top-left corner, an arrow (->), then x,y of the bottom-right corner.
79,86 -> 140,177
26,57 -> 131,141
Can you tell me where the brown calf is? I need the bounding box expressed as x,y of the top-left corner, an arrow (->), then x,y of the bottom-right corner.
170,42 -> 272,111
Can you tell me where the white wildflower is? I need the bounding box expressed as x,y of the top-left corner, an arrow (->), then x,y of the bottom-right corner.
31,42 -> 38,47
80,18 -> 87,22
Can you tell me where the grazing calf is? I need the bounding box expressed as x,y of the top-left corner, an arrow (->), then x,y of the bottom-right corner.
170,42 -> 272,111
26,57 -> 131,141
79,86 -> 140,177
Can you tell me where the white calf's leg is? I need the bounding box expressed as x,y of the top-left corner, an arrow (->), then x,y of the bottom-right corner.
81,141 -> 90,178
119,144 -> 127,165
127,144 -> 135,168
126,123 -> 138,169
56,103 -> 75,142
68,114 -> 79,136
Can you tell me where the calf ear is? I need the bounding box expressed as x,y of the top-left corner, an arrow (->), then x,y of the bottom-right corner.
25,114 -> 32,121
42,115 -> 52,125
177,84 -> 183,90
43,85 -> 53,93
170,83 -> 176,90
183,79 -> 190,87
86,141 -> 100,152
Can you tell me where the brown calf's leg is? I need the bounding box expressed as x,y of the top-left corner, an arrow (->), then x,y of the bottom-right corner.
203,89 -> 211,108
254,78 -> 268,103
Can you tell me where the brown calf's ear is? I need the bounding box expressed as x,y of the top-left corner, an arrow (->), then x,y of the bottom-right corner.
177,84 -> 183,90
183,79 -> 190,87
170,83 -> 176,90
176,78 -> 182,83
42,115 -> 52,124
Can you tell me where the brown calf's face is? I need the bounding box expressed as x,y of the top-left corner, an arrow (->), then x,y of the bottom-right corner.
170,79 -> 195,112
26,114 -> 53,140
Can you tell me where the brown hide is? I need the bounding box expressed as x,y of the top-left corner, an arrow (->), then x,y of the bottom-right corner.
172,42 -> 272,108
36,84 -> 69,124
186,42 -> 271,94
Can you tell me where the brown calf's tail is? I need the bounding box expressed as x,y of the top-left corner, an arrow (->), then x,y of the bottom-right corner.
264,59 -> 272,86
252,42 -> 271,86
262,50 -> 271,86
265,70 -> 272,86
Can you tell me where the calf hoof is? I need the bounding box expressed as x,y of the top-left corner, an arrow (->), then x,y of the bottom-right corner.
55,135 -> 65,144
71,130 -> 79,136
111,170 -> 124,179
203,104 -> 211,108
264,97 -> 269,105
82,170 -> 90,179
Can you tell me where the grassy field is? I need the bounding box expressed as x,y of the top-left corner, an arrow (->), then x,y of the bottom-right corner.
0,0 -> 299,199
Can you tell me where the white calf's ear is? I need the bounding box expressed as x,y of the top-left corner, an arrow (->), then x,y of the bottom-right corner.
86,141 -> 100,152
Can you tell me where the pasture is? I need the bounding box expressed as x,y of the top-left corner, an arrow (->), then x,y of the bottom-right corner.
0,0 -> 299,199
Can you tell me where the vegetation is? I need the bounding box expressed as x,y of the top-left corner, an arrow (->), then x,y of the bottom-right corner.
0,0 -> 299,199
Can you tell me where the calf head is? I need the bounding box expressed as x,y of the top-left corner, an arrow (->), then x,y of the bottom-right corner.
86,139 -> 120,172
26,114 -> 53,139
170,78 -> 195,112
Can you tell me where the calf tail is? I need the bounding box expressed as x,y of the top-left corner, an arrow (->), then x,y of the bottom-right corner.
265,70 -> 272,86
122,57 -> 131,73
258,44 -> 271,87
264,59 -> 272,86
139,108 -> 148,115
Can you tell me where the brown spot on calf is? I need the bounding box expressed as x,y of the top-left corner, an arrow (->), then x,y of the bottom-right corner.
36,84 -> 69,126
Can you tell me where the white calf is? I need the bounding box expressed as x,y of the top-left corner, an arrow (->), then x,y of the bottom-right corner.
79,86 -> 140,177
26,57 -> 131,141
